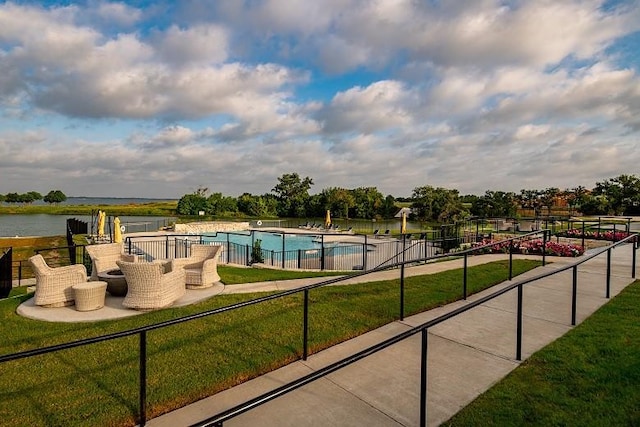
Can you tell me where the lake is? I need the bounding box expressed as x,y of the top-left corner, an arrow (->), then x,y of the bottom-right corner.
0,197 -> 176,237
0,214 -> 175,237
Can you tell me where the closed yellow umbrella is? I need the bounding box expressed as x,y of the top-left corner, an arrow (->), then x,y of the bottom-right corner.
325,210 -> 331,229
97,210 -> 105,237
401,211 -> 407,234
113,217 -> 122,243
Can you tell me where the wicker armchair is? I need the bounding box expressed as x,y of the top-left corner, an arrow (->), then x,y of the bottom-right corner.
171,244 -> 222,289
86,243 -> 137,281
116,261 -> 186,311
28,254 -> 88,307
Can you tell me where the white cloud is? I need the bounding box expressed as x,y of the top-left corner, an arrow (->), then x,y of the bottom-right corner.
94,1 -> 142,27
0,1 -> 639,200
157,24 -> 229,66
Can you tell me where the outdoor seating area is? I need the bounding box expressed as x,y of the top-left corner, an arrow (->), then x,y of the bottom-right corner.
18,242 -> 226,319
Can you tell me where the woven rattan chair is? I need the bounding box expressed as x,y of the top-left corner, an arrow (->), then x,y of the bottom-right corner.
28,254 -> 88,307
116,260 -> 186,311
170,244 -> 222,289
86,242 -> 137,281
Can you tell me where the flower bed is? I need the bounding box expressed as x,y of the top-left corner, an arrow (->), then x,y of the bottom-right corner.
556,229 -> 635,242
471,238 -> 584,257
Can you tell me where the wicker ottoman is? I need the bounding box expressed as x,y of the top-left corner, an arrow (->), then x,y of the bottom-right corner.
73,281 -> 107,311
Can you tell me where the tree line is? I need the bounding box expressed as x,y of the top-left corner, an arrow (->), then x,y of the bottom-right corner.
177,173 -> 640,221
0,190 -> 67,204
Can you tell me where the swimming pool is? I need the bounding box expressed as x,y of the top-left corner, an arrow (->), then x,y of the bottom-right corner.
202,231 -> 330,252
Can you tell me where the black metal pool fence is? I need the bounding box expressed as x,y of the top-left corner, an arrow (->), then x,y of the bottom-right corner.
124,229 -> 463,272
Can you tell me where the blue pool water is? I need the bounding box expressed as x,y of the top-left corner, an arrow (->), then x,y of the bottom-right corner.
202,231 -> 328,252
203,231 -> 360,252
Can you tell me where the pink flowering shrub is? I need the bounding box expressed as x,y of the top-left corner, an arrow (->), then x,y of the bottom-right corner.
471,238 -> 584,257
557,229 -> 636,242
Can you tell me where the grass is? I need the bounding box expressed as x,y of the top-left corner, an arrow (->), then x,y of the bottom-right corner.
218,264 -> 345,285
445,280 -> 640,427
0,259 -> 540,427
0,201 -> 178,216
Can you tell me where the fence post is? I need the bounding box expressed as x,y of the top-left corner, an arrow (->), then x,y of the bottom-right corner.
303,289 -> 309,360
542,231 -> 547,266
463,253 -> 468,300
139,330 -> 147,426
321,235 -> 325,271
606,248 -> 611,299
632,240 -> 637,279
571,266 -> 578,325
508,240 -> 513,280
364,235 -> 368,270
516,284 -> 523,361
581,221 -> 585,249
400,262 -> 405,321
420,328 -> 428,427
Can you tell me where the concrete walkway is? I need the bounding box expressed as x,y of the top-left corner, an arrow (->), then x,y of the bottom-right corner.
145,244 -> 638,427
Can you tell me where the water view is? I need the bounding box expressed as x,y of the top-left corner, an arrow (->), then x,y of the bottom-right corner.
0,214 -> 175,237
0,197 -> 176,237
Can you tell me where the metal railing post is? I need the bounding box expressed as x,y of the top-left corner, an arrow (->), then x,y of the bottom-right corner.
420,328 -> 428,427
516,284 -> 523,361
303,289 -> 309,360
400,237 -> 406,320
463,253 -> 468,300
509,241 -> 513,280
542,230 -> 547,266
632,241 -> 637,279
139,331 -> 147,426
282,234 -> 286,269
606,248 -> 611,299
571,266 -> 578,326
400,262 -> 405,321
362,236 -> 366,271
321,235 -> 325,271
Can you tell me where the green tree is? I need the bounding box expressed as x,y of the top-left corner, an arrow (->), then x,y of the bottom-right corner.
470,191 -> 517,218
517,189 -> 544,217
593,174 -> 640,215
381,195 -> 397,219
579,194 -> 610,215
271,172 -> 314,217
539,187 -> 560,216
4,193 -> 21,204
24,191 -> 42,204
320,187 -> 355,219
564,186 -> 588,215
176,188 -> 209,215
43,190 -> 67,204
411,186 -> 466,222
349,187 -> 384,219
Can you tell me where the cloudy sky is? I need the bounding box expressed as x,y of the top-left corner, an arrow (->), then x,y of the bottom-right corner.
1,0 -> 639,199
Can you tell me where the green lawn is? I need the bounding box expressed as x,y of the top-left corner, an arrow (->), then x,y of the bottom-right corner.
0,260 -> 540,426
218,264 -> 345,285
445,280 -> 640,427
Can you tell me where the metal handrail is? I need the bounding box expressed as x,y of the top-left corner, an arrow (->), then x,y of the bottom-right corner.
192,233 -> 638,427
0,230 -> 624,426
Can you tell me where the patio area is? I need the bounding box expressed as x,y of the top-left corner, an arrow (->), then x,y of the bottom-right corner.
16,282 -> 225,323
